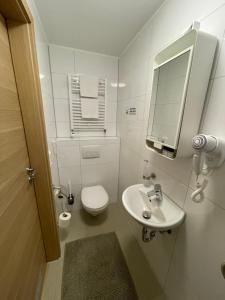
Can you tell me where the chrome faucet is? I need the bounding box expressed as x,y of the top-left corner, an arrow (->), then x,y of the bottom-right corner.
154,184 -> 163,202
142,183 -> 163,204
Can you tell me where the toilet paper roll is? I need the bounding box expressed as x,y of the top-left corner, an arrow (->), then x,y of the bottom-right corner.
59,212 -> 71,228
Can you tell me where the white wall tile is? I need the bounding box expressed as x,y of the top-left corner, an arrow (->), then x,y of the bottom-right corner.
164,189 -> 225,300
52,74 -> 69,99
58,166 -> 82,187
45,122 -> 57,138
81,162 -> 118,186
49,45 -> 75,74
36,43 -> 51,75
42,93 -> 56,123
121,121 -> 144,155
75,50 -> 118,79
57,141 -> 80,167
107,83 -> 118,103
105,101 -> 117,123
39,76 -> 53,97
31,24 -> 56,140
79,136 -> 120,145
105,122 -> 117,136
54,99 -> 70,123
56,122 -> 71,137
149,153 -> 193,186
50,165 -> 60,186
200,5 -> 225,78
201,77 -> 225,138
214,35 -> 225,78
118,145 -> 140,198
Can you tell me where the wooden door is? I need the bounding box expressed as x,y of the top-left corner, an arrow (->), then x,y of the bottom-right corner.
0,13 -> 46,299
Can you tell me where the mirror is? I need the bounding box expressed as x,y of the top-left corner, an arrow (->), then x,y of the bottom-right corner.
148,49 -> 192,151
146,29 -> 217,159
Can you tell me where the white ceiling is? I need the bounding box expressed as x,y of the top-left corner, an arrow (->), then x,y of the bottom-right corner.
34,0 -> 164,56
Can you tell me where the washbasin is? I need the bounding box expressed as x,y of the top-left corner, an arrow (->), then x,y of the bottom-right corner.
122,184 -> 185,230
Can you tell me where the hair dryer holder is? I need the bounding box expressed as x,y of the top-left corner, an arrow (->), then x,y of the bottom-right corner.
192,134 -> 225,175
191,134 -> 225,202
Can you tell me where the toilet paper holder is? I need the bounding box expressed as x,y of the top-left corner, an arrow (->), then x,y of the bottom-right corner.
53,185 -> 75,205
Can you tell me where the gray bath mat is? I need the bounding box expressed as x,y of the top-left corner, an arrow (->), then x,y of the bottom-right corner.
62,232 -> 138,300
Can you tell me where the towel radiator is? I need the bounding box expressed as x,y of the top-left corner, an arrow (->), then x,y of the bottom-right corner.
68,74 -> 107,136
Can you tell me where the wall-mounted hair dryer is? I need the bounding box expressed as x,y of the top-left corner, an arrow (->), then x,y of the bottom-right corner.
192,134 -> 225,175
191,134 -> 225,202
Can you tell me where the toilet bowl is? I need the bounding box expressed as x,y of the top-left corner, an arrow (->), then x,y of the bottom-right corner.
81,185 -> 109,216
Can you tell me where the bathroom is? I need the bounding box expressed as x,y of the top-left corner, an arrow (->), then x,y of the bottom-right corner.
1,0 -> 225,299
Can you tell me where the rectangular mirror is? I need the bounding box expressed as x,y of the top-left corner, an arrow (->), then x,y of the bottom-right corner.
146,28 -> 217,159
148,49 -> 192,150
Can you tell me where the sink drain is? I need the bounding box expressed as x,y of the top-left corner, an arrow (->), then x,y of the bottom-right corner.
142,210 -> 151,219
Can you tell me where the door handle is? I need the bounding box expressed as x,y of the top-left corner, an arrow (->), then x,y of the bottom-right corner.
26,167 -> 36,183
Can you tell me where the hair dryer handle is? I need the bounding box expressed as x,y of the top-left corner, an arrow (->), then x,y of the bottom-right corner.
193,153 -> 203,176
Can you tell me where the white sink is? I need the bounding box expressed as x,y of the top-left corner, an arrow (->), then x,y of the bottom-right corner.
122,184 -> 185,230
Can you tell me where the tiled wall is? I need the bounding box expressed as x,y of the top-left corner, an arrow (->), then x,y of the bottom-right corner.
27,0 -> 60,187
27,0 -> 56,139
117,0 -> 225,299
52,137 -> 120,212
49,45 -> 118,137
48,46 -> 120,211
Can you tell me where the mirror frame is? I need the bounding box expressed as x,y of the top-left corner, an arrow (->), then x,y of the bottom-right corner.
147,46 -> 194,152
145,28 -> 217,159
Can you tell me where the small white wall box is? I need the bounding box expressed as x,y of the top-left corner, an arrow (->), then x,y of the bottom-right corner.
81,145 -> 101,159
146,26 -> 217,159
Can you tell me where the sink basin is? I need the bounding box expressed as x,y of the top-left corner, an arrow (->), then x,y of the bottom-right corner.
122,184 -> 185,230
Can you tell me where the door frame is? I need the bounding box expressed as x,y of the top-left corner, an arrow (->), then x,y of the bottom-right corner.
0,0 -> 60,261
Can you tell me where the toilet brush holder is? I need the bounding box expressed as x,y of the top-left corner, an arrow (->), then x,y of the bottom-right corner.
67,193 -> 75,205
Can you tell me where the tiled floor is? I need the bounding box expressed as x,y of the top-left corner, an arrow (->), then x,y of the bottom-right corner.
41,202 -> 163,300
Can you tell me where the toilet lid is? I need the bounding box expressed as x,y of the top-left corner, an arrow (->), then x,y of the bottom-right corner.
81,185 -> 109,209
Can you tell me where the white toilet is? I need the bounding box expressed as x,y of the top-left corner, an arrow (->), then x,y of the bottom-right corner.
81,185 -> 109,216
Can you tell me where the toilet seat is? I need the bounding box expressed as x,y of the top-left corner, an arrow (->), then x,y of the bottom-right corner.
81,185 -> 109,211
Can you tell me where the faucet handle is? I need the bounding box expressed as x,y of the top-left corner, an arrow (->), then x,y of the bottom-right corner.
154,184 -> 163,203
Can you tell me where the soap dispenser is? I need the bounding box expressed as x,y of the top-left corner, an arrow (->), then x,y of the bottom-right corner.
143,160 -> 155,187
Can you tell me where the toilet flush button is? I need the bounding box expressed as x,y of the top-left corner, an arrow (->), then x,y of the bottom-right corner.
82,145 -> 101,159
